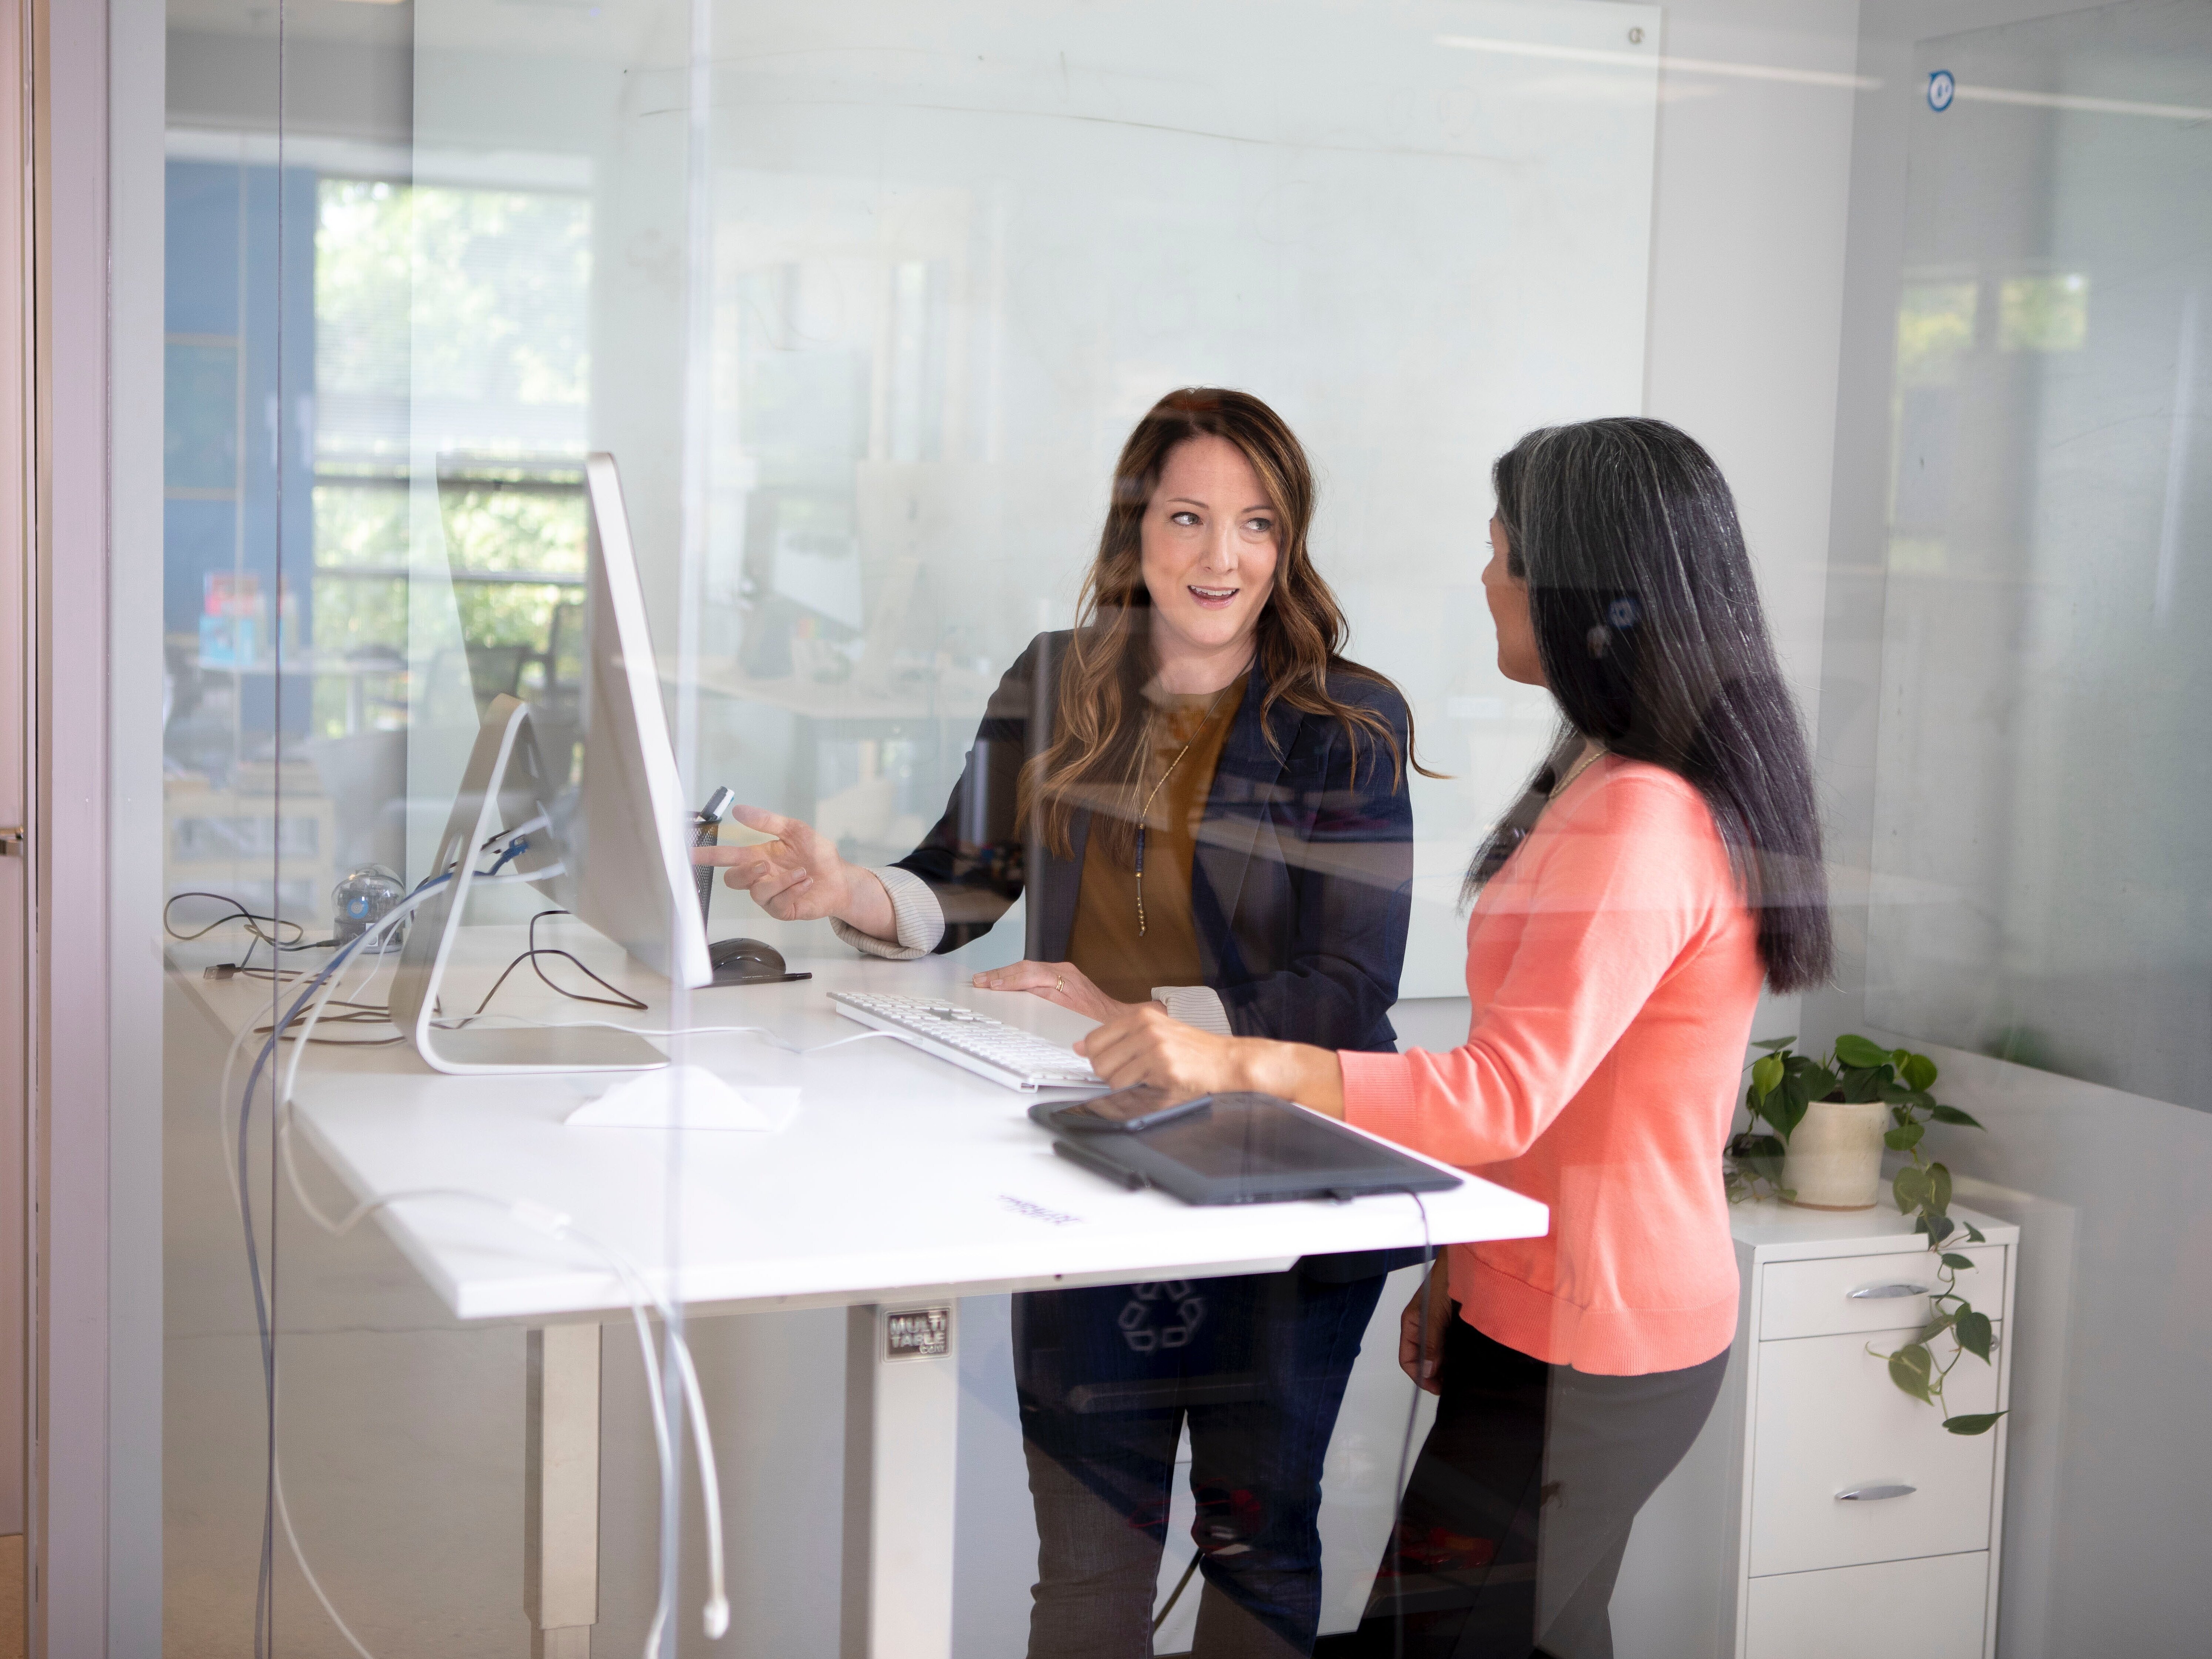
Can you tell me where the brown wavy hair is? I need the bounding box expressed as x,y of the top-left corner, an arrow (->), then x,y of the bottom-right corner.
1018,387 -> 1430,859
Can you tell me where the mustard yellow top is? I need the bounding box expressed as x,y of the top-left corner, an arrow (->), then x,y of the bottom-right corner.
1065,680 -> 1246,1006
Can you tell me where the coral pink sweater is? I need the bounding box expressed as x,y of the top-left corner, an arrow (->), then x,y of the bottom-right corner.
1342,757 -> 1762,1375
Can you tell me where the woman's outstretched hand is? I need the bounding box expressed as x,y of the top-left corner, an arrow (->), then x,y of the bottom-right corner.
690,804 -> 896,935
1399,1258 -> 1452,1394
1074,1005 -> 1349,1116
971,960 -> 1151,1024
1077,1004 -> 1245,1097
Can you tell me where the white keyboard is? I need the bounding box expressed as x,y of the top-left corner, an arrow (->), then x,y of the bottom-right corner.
828,991 -> 1105,1091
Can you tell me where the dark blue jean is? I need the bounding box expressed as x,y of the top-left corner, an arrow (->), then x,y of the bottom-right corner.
1013,1268 -> 1388,1659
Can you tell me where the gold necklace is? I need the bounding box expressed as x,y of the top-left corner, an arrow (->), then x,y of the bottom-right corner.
1553,743 -> 1606,796
1132,681 -> 1235,938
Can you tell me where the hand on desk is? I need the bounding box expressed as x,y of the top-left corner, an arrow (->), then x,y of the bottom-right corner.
1074,1003 -> 1349,1119
970,959 -> 1151,1024
690,804 -> 897,936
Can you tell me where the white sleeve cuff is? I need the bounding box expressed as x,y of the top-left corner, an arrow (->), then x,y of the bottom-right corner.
1151,984 -> 1233,1036
828,866 -> 948,960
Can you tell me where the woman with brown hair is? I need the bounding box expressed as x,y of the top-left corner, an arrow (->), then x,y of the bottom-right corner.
700,387 -> 1425,1657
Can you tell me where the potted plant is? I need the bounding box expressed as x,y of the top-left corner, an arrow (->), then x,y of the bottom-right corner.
1726,1035 -> 2005,1435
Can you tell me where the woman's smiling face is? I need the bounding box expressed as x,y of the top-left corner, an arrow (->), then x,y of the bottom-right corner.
1140,434 -> 1281,671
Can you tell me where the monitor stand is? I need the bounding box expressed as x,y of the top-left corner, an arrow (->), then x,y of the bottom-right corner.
388,696 -> 668,1075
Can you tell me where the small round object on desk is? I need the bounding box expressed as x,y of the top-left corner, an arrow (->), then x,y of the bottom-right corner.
333,863 -> 407,951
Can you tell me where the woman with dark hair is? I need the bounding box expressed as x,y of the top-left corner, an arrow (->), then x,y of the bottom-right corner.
700,387 -> 1429,1658
1077,417 -> 1832,1658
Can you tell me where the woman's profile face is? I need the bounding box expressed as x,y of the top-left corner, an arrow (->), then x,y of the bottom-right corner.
1139,435 -> 1281,668
1483,515 -> 1544,685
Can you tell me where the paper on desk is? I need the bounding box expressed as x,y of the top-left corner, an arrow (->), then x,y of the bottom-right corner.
565,1064 -> 800,1132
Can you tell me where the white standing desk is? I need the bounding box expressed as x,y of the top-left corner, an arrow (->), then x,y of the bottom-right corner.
180,919 -> 1548,1659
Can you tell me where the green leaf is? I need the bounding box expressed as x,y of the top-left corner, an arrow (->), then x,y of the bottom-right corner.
1939,1253 -> 1975,1271
1926,1162 -> 1953,1216
1767,1077 -> 1810,1141
1835,1034 -> 1894,1069
1799,1064 -> 1841,1103
1943,1411 -> 2006,1436
1924,1214 -> 1956,1246
1888,1346 -> 1935,1403
1752,1035 -> 1797,1052
1930,1104 -> 1984,1129
1736,1134 -> 1785,1187
1965,1224 -> 1986,1244
1893,1166 -> 1928,1212
1884,1121 -> 1925,1151
1916,1310 -> 1958,1343
1899,1052 -> 1939,1091
1839,1065 -> 1891,1103
1751,1054 -> 1785,1101
1955,1311 -> 1994,1362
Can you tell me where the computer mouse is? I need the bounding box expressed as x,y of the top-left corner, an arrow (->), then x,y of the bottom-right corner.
704,938 -> 812,987
708,936 -> 793,982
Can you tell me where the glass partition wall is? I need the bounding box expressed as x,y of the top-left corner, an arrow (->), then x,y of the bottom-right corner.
147,1 -> 2212,1656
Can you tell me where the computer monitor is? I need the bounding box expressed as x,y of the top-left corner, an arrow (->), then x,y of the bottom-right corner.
387,453 -> 710,1074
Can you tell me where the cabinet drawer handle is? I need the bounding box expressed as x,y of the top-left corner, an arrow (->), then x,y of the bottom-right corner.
1847,1283 -> 1929,1299
1836,1484 -> 1917,1502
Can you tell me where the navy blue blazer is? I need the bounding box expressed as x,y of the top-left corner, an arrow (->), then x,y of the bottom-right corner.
890,630 -> 1415,1054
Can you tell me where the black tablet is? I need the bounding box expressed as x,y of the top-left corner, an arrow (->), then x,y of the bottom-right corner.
1029,1091 -> 1461,1206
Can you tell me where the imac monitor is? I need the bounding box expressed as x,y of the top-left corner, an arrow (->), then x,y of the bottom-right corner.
387,452 -> 711,1074
562,453 -> 714,992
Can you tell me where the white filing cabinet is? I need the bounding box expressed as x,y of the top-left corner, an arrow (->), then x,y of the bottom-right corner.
1613,1200 -> 2017,1659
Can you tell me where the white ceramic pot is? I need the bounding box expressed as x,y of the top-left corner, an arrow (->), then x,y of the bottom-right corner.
1782,1099 -> 1889,1210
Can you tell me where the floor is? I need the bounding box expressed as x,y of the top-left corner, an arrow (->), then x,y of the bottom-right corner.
0,1534 -> 22,1659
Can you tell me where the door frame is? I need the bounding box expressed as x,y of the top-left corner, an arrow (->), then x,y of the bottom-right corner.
24,0 -> 166,1653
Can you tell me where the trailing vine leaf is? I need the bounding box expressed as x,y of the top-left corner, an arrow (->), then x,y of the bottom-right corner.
1916,1309 -> 1959,1343
1893,1165 -> 1928,1211
1931,1104 -> 1983,1128
1955,1311 -> 1994,1362
1899,1052 -> 1939,1091
1943,1412 -> 2006,1436
1752,1035 -> 1796,1052
1964,1223 -> 1986,1245
1888,1345 -> 1935,1403
1939,1252 -> 1975,1271
1884,1121 -> 1925,1151
1926,1162 -> 1953,1216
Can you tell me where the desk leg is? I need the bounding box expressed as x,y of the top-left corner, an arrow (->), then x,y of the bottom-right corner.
525,1325 -> 603,1659
841,1302 -> 961,1659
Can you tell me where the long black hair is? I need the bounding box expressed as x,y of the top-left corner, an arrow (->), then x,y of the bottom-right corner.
1467,418 -> 1832,993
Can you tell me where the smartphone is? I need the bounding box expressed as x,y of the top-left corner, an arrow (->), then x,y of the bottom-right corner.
1044,1084 -> 1212,1134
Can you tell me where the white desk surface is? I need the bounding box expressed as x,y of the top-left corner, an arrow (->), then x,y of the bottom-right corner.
174,918 -> 1546,1324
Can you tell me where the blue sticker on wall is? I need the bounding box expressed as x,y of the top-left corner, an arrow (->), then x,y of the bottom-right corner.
1928,70 -> 1956,112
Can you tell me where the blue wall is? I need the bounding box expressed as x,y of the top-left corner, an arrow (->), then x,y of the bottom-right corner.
163,159 -> 318,735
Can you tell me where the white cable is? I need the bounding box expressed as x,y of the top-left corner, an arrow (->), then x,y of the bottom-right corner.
231,878 -> 725,1657
274,1464 -> 379,1659
266,1175 -> 703,1659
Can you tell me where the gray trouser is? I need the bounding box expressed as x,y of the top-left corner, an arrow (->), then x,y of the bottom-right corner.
1349,1313 -> 1728,1659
